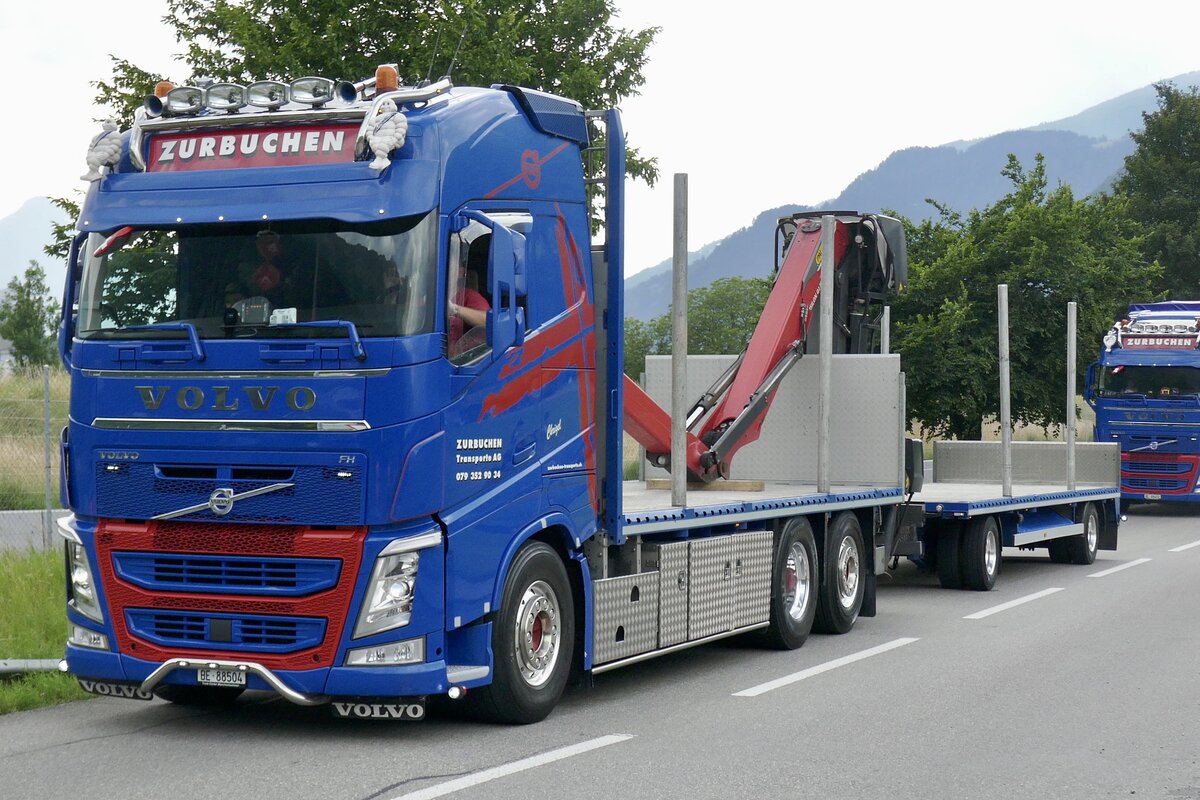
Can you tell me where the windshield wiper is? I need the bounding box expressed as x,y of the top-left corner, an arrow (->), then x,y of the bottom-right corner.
119,322 -> 207,362
266,320 -> 367,361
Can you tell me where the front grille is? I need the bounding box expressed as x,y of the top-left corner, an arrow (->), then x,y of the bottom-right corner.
112,552 -> 341,596
1124,476 -> 1189,492
94,463 -> 363,524
125,609 -> 326,653
1124,460 -> 1191,475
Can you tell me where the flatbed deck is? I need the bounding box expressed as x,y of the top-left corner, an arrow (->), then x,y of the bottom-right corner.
910,481 -> 1119,518
621,480 -> 903,535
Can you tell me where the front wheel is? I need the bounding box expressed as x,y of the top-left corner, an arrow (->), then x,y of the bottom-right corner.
815,512 -> 865,634
473,541 -> 574,724
759,516 -> 819,649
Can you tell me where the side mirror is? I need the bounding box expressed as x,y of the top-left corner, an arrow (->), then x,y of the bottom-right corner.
1084,361 -> 1099,408
487,224 -> 526,353
59,234 -> 86,368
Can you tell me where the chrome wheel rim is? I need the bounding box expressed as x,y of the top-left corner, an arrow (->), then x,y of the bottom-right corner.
1085,510 -> 1098,553
836,535 -> 860,610
514,580 -> 561,688
985,528 -> 999,576
783,541 -> 812,622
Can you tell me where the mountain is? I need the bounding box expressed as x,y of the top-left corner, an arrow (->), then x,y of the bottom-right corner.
624,70 -> 1200,320
0,197 -> 68,292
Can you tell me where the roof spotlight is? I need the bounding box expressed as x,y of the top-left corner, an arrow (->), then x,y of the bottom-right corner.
165,86 -> 204,115
290,77 -> 335,107
247,80 -> 289,110
206,83 -> 247,112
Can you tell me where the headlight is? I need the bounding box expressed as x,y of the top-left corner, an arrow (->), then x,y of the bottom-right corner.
67,541 -> 104,623
354,552 -> 419,638
345,636 -> 425,666
353,530 -> 441,639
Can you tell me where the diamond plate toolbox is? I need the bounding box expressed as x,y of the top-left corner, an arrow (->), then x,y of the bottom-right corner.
658,541 -> 689,648
592,573 -> 660,665
688,537 -> 733,640
731,530 -> 773,629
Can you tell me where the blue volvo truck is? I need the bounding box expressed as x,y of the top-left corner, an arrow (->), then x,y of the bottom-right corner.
59,67 -> 1121,723
1086,301 -> 1200,502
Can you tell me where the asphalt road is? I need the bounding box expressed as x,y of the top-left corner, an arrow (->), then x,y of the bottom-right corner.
3,503 -> 1199,800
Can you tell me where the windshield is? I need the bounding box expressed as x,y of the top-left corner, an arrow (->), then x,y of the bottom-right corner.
77,213 -> 437,340
1098,365 -> 1200,398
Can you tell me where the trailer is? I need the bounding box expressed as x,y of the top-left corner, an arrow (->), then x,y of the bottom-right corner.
57,66 -> 1119,725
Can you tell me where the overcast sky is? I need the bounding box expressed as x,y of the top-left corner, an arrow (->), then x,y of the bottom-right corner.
4,1 -> 1200,275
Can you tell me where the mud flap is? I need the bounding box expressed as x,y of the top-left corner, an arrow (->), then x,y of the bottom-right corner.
1098,504 -> 1119,551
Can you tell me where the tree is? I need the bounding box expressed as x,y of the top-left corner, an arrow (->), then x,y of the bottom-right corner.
623,276 -> 771,379
93,0 -> 659,186
894,154 -> 1160,440
1113,82 -> 1200,298
0,262 -> 60,368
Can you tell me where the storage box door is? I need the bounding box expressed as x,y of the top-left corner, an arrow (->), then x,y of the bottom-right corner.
731,531 -> 773,629
688,537 -> 734,640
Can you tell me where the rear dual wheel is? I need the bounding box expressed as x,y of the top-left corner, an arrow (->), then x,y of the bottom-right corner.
1048,503 -> 1100,565
760,517 -> 819,649
815,512 -> 865,634
938,516 -> 1001,591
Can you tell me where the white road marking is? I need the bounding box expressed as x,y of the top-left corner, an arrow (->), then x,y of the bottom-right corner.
1169,540 -> 1200,553
389,734 -> 634,800
963,587 -> 1064,620
1088,558 -> 1152,578
733,637 -> 919,698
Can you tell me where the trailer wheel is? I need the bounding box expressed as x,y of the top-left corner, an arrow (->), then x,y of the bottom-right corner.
759,517 -> 819,649
961,516 -> 1001,591
815,512 -> 864,634
153,684 -> 243,706
936,525 -> 964,589
1068,503 -> 1100,565
474,541 -> 574,724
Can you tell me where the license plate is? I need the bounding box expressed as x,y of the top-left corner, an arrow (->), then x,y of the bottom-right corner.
1144,493 -> 1162,500
197,667 -> 246,687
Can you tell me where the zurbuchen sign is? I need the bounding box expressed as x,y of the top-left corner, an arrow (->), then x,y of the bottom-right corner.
147,123 -> 359,172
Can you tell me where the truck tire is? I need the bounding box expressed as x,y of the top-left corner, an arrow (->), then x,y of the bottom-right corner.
153,684 -> 243,706
936,525 -> 964,589
961,515 -> 1001,591
474,541 -> 574,724
814,512 -> 864,634
759,516 -> 819,649
1068,503 -> 1100,565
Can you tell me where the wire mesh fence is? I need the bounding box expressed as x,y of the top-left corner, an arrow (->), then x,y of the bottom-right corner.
0,366 -> 68,551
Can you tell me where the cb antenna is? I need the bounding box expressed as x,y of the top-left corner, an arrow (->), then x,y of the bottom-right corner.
424,28 -> 444,85
444,24 -> 469,80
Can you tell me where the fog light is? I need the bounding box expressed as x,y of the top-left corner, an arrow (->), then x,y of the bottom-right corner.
165,86 -> 204,115
345,637 -> 425,666
69,624 -> 109,650
206,82 -> 246,112
290,76 -> 334,107
247,80 -> 289,109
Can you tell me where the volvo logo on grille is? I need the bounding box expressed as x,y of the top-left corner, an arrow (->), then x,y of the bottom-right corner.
153,482 -> 295,521
209,488 -> 236,515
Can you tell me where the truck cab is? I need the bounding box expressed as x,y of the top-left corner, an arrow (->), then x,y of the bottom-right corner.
60,71 -> 612,720
1086,302 -> 1200,501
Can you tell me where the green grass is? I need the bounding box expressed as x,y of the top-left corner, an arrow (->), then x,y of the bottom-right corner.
0,548 -> 89,714
0,368 -> 68,511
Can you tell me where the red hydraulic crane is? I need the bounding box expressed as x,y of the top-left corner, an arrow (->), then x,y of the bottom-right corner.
623,212 -> 906,483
